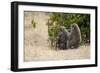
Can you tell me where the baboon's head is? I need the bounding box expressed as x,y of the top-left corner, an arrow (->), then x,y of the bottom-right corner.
71,23 -> 79,31
59,26 -> 66,32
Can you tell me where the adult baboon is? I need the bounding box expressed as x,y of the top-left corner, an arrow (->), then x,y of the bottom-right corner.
56,26 -> 69,49
67,23 -> 81,49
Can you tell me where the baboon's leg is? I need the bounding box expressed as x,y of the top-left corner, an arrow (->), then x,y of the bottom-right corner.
73,42 -> 80,48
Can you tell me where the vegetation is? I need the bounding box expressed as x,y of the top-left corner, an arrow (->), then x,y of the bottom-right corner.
47,12 -> 90,44
32,19 -> 36,28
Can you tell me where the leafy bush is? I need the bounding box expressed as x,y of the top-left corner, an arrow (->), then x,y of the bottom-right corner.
47,12 -> 90,44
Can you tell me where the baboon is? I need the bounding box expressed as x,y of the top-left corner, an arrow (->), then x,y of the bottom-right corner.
56,26 -> 69,49
56,23 -> 81,50
67,23 -> 81,49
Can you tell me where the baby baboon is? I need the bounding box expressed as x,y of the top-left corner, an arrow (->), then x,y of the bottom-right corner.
56,26 -> 69,50
67,23 -> 81,49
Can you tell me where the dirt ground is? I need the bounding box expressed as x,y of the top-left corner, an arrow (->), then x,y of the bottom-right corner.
24,11 -> 90,62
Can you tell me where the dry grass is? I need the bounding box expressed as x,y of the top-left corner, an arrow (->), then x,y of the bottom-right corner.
25,45 -> 90,61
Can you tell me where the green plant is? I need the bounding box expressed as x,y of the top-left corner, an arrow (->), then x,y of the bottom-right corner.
32,19 -> 36,28
48,12 -> 90,44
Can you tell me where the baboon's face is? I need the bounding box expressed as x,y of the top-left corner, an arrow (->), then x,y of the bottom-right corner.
59,26 -> 65,31
71,25 -> 75,31
71,24 -> 77,31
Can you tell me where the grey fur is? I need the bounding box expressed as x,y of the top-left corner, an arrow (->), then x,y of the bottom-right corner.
56,26 -> 69,49
56,23 -> 81,50
67,23 -> 81,49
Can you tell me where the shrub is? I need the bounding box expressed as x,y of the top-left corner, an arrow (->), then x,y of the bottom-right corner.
47,12 -> 90,44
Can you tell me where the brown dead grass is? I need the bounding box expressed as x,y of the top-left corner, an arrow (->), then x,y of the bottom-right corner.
25,45 -> 90,61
